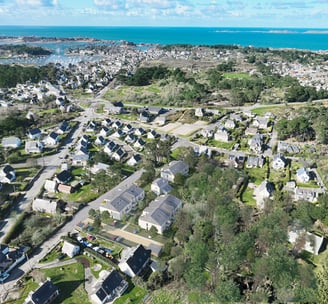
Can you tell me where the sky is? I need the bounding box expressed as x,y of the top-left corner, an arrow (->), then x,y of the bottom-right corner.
0,0 -> 327,28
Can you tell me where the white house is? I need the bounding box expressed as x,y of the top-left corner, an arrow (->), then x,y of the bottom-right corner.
147,130 -> 158,140
294,187 -> 319,202
32,198 -> 57,214
161,160 -> 189,183
44,179 -> 58,193
253,116 -> 270,129
118,245 -> 151,278
248,133 -> 263,154
133,138 -> 146,150
127,154 -> 142,167
224,119 -> 236,129
272,154 -> 287,170
95,136 -> 107,146
61,240 -> 80,258
288,225 -> 326,255
112,147 -> 126,162
43,132 -> 59,146
25,141 -> 43,154
100,185 -> 144,220
99,127 -> 111,137
0,165 -> 16,184
253,180 -> 274,209
214,126 -> 230,142
57,121 -> 70,134
138,194 -> 181,234
151,178 -> 172,196
27,128 -> 42,140
1,137 -> 21,149
296,167 -> 311,183
24,279 -> 59,304
90,270 -> 128,304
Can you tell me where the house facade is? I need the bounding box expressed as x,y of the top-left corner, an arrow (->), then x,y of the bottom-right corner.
62,241 -> 80,258
151,178 -> 172,196
32,198 -> 57,214
272,154 -> 287,170
1,137 -> 21,149
118,245 -> 151,278
100,185 -> 144,220
90,270 -> 128,304
138,194 -> 181,234
160,160 -> 189,183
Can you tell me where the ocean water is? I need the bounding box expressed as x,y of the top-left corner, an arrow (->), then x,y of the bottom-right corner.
0,26 -> 328,51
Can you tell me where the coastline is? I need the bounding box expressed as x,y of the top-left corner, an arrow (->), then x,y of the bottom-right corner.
0,26 -> 328,51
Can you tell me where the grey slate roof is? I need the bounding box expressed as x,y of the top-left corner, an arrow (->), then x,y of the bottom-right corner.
106,185 -> 144,212
139,194 -> 181,226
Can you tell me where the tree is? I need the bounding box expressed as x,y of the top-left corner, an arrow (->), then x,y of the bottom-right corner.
317,259 -> 328,304
100,210 -> 111,224
93,217 -> 101,232
168,256 -> 185,281
88,208 -> 96,218
147,271 -> 165,290
214,277 -> 241,303
149,226 -> 158,238
91,170 -> 117,194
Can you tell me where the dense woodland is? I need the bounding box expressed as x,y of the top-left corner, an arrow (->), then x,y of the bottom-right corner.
0,64 -> 59,88
276,106 -> 328,144
116,61 -> 328,106
151,154 -> 328,303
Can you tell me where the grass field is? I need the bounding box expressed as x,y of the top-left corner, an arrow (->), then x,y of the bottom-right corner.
41,262 -> 89,304
246,166 -> 268,185
241,186 -> 257,207
114,285 -> 148,304
223,72 -> 251,79
251,105 -> 282,116
208,139 -> 234,150
59,183 -> 99,204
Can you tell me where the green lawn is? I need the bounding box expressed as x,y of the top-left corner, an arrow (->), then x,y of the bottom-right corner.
6,278 -> 39,304
114,285 -> 148,304
59,184 -> 99,204
223,72 -> 251,79
39,243 -> 63,264
268,168 -> 289,184
250,105 -> 281,116
41,262 -> 89,304
247,166 -> 268,185
208,139 -> 234,150
115,113 -> 138,121
241,186 -> 257,207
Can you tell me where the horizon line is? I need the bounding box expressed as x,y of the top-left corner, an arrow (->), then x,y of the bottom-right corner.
0,25 -> 328,30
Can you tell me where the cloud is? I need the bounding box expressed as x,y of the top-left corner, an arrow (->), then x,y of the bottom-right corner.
15,0 -> 58,7
93,0 -> 124,9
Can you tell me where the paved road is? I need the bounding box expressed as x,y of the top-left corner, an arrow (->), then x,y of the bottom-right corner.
0,107 -> 95,244
0,168 -> 143,299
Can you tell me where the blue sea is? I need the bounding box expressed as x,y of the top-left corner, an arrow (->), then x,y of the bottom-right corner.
0,26 -> 328,51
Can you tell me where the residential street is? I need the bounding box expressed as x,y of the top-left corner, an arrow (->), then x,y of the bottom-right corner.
0,168 -> 143,300
0,107 -> 94,244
